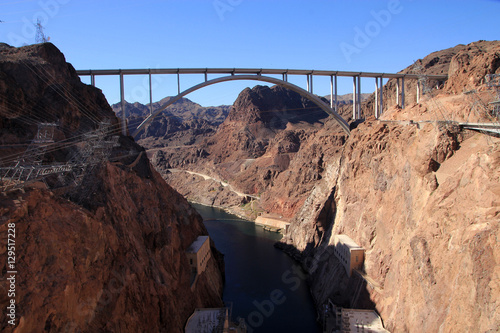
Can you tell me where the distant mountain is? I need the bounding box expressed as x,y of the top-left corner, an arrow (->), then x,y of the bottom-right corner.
323,92 -> 371,105
111,97 -> 231,147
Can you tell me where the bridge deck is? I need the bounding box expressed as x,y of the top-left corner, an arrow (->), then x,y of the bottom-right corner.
76,67 -> 448,80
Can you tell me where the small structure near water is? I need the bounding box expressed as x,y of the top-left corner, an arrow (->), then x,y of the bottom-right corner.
333,235 -> 365,277
184,308 -> 247,333
186,235 -> 211,287
323,299 -> 389,333
255,214 -> 290,234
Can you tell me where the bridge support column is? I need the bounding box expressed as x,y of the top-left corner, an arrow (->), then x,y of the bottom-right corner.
307,74 -> 313,93
177,72 -> 181,95
401,76 -> 405,109
334,74 -> 338,113
375,77 -> 379,119
330,74 -> 339,112
396,78 -> 400,106
90,73 -> 95,87
149,69 -> 153,115
379,76 -> 384,116
357,75 -> 361,119
120,70 -> 127,136
353,76 -> 357,120
416,80 -> 420,104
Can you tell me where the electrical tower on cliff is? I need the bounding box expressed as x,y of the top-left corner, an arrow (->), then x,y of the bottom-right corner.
0,121 -> 119,193
35,19 -> 49,43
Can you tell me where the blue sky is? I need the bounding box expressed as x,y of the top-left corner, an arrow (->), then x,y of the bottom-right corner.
1,0 -> 499,107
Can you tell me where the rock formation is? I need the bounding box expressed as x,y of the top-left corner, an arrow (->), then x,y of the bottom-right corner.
152,84 -> 352,219
280,40 -> 500,332
111,97 -> 230,148
0,43 -> 224,332
149,40 -> 499,332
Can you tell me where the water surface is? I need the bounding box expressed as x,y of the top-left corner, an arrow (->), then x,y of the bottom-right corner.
192,203 -> 320,333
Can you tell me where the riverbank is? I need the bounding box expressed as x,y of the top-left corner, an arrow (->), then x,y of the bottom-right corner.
188,199 -> 261,224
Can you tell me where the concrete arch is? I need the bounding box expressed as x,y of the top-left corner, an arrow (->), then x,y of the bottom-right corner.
132,74 -> 350,137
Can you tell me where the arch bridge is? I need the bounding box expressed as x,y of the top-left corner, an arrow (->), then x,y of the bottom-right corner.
75,68 -> 448,136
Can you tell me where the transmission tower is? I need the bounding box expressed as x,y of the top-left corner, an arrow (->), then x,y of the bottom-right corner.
66,120 -> 119,186
0,120 -> 119,193
35,19 -> 49,43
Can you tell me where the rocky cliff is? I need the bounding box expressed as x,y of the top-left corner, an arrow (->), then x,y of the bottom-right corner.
146,40 -> 499,332
280,40 -> 500,332
152,84 -> 351,219
0,43 -> 224,332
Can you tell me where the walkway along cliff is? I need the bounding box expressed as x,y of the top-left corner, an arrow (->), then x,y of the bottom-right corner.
0,43 -> 224,333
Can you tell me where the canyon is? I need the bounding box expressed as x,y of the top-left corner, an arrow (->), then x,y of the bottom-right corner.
0,43 -> 224,332
0,39 -> 498,333
149,40 -> 499,332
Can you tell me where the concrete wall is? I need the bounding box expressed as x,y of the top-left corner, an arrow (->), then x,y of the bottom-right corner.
255,216 -> 290,233
333,235 -> 365,277
187,236 -> 211,275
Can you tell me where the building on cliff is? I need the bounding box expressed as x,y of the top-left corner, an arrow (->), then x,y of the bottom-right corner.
186,236 -> 212,286
333,235 -> 365,277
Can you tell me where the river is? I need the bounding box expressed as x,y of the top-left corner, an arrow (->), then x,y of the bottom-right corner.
192,203 -> 320,333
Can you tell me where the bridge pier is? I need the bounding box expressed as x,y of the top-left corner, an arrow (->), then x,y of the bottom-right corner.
353,76 -> 357,120
307,74 -> 314,93
120,70 -> 126,136
330,74 -> 338,112
357,75 -> 361,119
375,77 -> 379,119
416,80 -> 420,104
396,78 -> 400,106
149,69 -> 153,115
401,76 -> 405,109
177,71 -> 181,94
396,77 -> 406,109
379,76 -> 384,117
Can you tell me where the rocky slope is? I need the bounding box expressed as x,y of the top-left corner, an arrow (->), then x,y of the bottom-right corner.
112,97 -> 230,148
367,40 -> 500,123
147,40 -> 499,331
280,40 -> 500,332
152,42 -> 499,223
0,43 -> 224,332
152,84 -> 353,219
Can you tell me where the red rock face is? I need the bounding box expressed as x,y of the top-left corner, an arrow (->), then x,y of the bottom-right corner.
280,41 -> 500,332
0,159 -> 224,332
289,121 -> 499,332
153,84 -> 350,219
149,40 -> 499,332
0,43 -> 224,332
